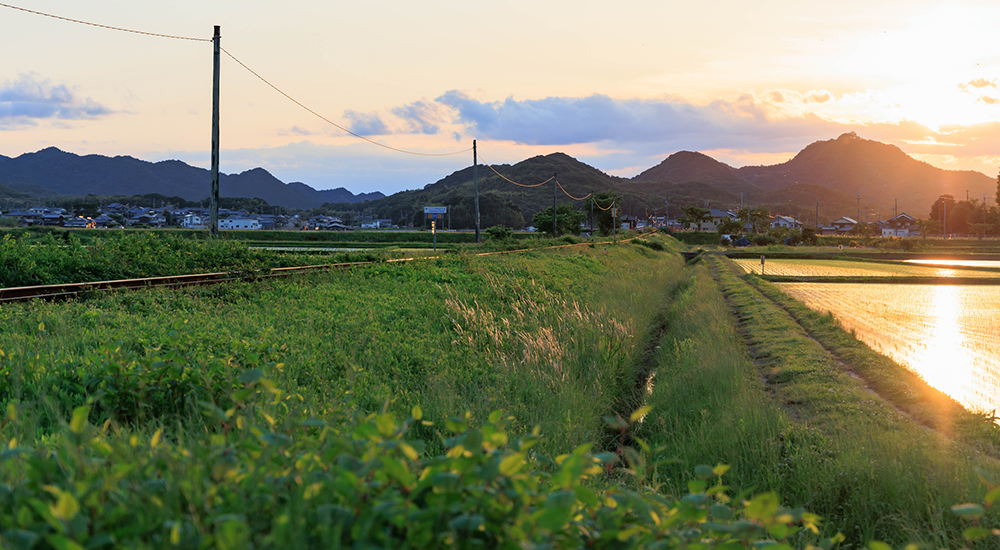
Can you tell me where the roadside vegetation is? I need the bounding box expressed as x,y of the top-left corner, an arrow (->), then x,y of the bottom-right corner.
3,233 -> 1000,547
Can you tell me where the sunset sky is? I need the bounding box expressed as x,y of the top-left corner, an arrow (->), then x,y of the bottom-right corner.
1,0 -> 999,194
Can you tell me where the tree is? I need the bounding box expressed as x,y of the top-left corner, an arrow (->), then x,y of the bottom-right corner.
735,206 -> 770,234
717,217 -> 743,235
929,195 -> 974,235
801,227 -> 818,245
680,206 -> 711,231
532,204 -> 585,236
995,168 -> 999,209
590,191 -> 621,235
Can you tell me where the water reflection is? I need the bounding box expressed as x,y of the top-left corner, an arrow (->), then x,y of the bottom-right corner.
778,283 -> 1000,416
901,285 -> 969,403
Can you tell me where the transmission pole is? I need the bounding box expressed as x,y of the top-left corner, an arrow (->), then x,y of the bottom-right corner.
210,25 -> 221,237
552,172 -> 557,238
473,140 -> 480,243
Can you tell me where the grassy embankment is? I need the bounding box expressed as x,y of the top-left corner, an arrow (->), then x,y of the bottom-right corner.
630,253 -> 1000,546
6,235 -> 836,548
0,226 -> 600,252
4,232 -> 999,547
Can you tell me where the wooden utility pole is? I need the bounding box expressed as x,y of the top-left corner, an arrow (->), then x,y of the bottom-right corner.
589,191 -> 594,234
210,25 -> 221,236
473,140 -> 480,243
552,172 -> 557,238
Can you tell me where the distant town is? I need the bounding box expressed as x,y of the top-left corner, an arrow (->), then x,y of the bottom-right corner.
1,201 -> 921,238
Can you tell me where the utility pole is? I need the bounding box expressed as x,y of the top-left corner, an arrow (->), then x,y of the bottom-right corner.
815,200 -> 819,229
589,191 -> 594,233
856,194 -> 860,224
210,25 -> 221,237
473,140 -> 480,243
552,172 -> 558,238
612,204 -> 616,243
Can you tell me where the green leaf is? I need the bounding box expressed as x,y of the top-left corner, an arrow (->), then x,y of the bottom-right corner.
573,485 -> 599,507
69,406 -> 89,435
868,541 -> 893,550
499,454 -> 526,476
985,486 -> 1000,507
214,518 -> 249,550
230,388 -> 253,403
951,503 -> 985,518
533,505 -> 572,531
711,504 -> 733,520
629,406 -> 652,423
603,415 -> 629,430
44,536 -> 83,550
2,529 -> 40,550
50,490 -> 80,521
238,369 -> 263,384
412,404 -> 423,421
713,464 -> 731,476
694,464 -> 715,480
375,414 -> 397,437
964,527 -> 992,540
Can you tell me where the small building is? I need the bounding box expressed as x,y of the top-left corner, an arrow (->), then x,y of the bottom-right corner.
181,213 -> 207,229
882,213 -> 917,237
219,218 -> 261,230
770,216 -> 803,229
821,217 -> 858,235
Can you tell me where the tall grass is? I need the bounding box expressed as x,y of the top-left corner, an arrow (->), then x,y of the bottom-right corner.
657,258 -> 1000,546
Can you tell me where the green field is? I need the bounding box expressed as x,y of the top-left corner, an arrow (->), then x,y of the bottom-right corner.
2,234 -> 1000,548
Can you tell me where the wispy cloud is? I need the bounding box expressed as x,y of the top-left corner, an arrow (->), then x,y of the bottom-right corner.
278,125 -> 315,136
0,73 -> 113,126
342,109 -> 388,135
958,78 -> 999,106
391,100 -> 444,135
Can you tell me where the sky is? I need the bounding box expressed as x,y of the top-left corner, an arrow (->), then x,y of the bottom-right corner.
1,0 -> 999,195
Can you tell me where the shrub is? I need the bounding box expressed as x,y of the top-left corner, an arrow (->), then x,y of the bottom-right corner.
484,225 -> 513,241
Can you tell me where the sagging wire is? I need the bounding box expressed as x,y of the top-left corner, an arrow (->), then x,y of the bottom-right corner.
221,47 -> 471,157
476,152 -> 554,187
593,197 -> 616,211
556,181 -> 592,201
0,2 -> 210,41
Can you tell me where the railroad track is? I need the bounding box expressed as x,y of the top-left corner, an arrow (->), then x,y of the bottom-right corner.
0,234 -> 655,304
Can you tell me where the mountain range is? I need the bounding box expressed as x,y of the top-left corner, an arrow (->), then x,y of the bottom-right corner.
0,147 -> 384,209
1,133 -> 993,224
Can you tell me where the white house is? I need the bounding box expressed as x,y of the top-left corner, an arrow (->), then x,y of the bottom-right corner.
882,213 -> 917,237
770,215 -> 803,229
181,213 -> 207,229
219,218 -> 261,230
821,217 -> 858,235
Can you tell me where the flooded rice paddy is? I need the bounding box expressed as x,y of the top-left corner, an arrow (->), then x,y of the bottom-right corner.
902,259 -> 1000,269
733,258 -> 1000,278
777,282 -> 1000,416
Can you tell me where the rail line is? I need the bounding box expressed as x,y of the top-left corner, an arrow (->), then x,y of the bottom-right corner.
0,234 -> 655,304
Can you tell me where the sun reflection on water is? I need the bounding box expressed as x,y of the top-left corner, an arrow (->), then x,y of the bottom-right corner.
900,285 -> 970,404
778,283 -> 1000,417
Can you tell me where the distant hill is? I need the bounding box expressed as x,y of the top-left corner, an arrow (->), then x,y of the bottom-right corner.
735,132 -> 993,213
4,133 -> 988,224
629,132 -> 994,218
633,151 -> 751,190
0,148 -> 383,209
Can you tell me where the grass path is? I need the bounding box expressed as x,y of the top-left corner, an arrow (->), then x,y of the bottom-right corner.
635,254 -> 1000,546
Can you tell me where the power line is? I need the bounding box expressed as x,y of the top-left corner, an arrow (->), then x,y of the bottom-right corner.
0,2 -> 210,41
0,2 -> 472,157
556,181 -> 591,201
221,47 -> 472,157
593,197 -> 615,211
475,152 -> 554,187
